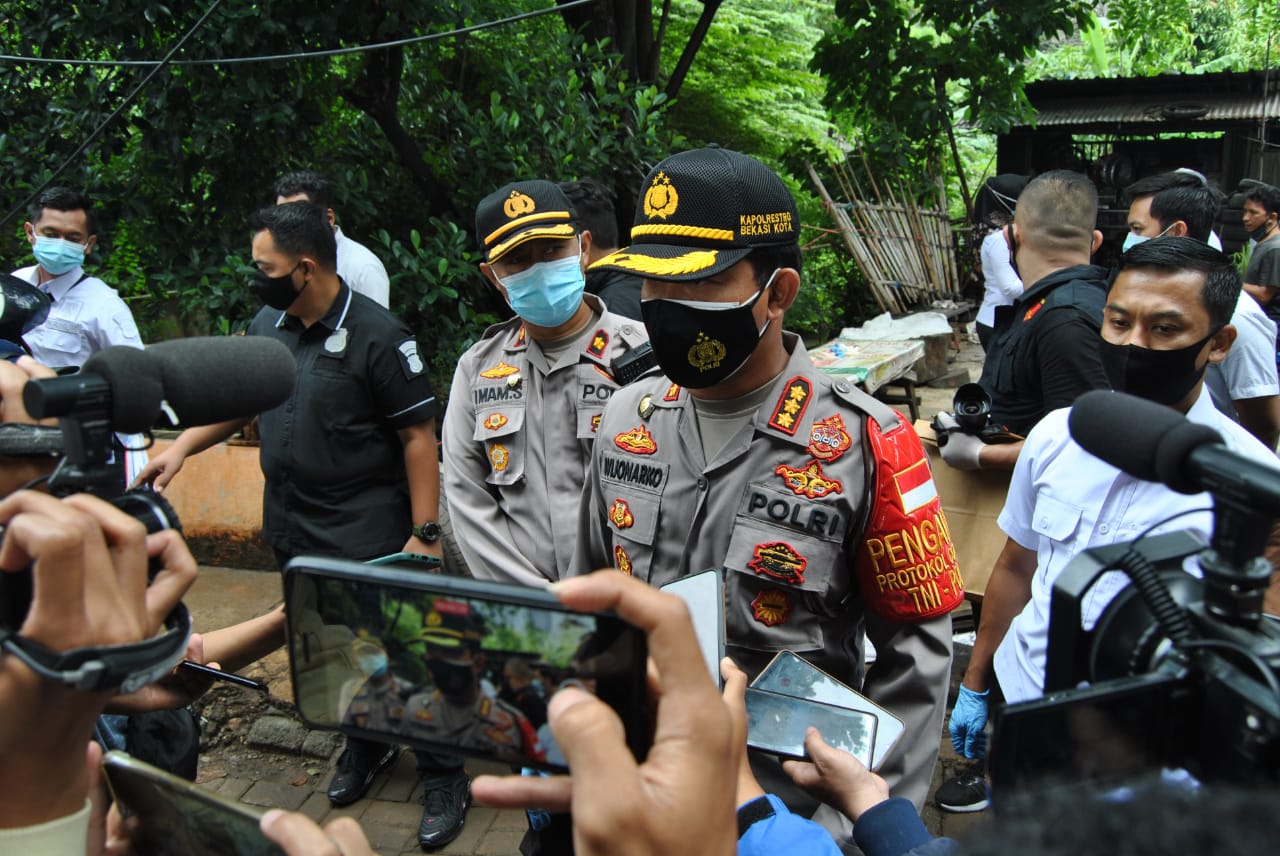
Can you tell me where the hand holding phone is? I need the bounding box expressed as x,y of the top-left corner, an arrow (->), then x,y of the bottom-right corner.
745,687 -> 877,768
179,660 -> 268,692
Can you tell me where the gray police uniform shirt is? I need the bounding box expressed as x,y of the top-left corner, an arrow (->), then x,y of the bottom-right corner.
570,332 -> 952,812
443,294 -> 648,585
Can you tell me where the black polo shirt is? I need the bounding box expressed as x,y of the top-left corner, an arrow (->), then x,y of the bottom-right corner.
978,264 -> 1111,436
246,283 -> 439,558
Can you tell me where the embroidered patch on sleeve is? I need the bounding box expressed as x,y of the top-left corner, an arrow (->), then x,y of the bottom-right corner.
587,329 -> 609,358
396,339 -> 425,377
609,499 -> 634,529
892,458 -> 938,514
482,413 -> 508,431
751,589 -> 791,626
774,459 -> 844,498
614,544 -> 633,576
748,542 -> 807,585
481,361 -> 520,379
808,414 -> 852,462
767,376 -> 811,435
489,444 -> 510,471
614,425 -> 658,455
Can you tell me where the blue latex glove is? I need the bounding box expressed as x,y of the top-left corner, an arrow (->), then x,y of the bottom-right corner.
948,685 -> 990,759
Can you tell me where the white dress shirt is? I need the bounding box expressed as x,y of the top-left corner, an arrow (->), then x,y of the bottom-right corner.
992,386 -> 1279,703
977,230 -> 1023,328
1206,290 -> 1279,420
335,227 -> 390,307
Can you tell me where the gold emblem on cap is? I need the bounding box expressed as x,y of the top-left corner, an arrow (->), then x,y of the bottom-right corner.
643,171 -> 679,220
688,332 -> 726,371
503,191 -> 536,219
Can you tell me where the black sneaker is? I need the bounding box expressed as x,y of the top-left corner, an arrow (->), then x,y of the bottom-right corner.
935,770 -> 990,813
418,770 -> 472,851
326,742 -> 398,807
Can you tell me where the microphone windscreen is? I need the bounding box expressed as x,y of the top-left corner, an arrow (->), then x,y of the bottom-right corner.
1068,390 -> 1221,493
80,346 -> 165,432
147,336 -> 296,427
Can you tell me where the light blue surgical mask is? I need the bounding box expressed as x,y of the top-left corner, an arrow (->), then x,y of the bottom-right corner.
32,236 -> 88,277
1121,222 -> 1174,253
497,241 -> 586,328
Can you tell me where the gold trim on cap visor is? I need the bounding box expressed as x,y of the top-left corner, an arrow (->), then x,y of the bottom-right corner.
484,210 -> 573,246
595,248 -> 722,276
487,223 -> 577,261
630,223 -> 735,242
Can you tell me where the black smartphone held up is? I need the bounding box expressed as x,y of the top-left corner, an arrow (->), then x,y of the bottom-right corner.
745,686 -> 878,768
101,751 -> 284,856
179,660 -> 269,693
283,557 -> 650,772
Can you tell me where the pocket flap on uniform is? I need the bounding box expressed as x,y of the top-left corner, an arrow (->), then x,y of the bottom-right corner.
723,517 -> 840,596
604,491 -> 659,546
1030,494 -> 1082,542
474,405 -> 525,441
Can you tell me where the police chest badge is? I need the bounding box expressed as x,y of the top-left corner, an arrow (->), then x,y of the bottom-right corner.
808,414 -> 853,463
775,460 -> 843,499
609,499 -> 634,530
483,413 -> 508,431
324,327 -> 348,355
489,444 -> 510,472
688,331 -> 726,372
748,541 -> 807,585
481,361 -> 520,379
751,589 -> 791,627
614,544 -> 633,575
397,338 -> 425,377
614,425 -> 657,455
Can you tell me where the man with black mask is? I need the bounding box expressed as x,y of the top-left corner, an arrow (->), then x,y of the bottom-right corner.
570,147 -> 958,848
945,237 -> 1279,812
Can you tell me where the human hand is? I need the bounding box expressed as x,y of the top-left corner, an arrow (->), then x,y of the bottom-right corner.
260,809 -> 377,855
400,534 -> 444,560
104,633 -> 218,714
782,727 -> 890,822
948,684 -> 990,759
0,491 -> 197,829
719,657 -> 764,806
129,445 -> 187,492
935,412 -> 984,470
470,570 -> 738,856
0,357 -> 57,424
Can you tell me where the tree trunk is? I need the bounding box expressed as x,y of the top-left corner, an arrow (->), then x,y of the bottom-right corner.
665,0 -> 722,101
937,78 -> 972,220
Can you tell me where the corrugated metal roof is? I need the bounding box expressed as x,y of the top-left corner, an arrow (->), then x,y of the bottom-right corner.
1027,93 -> 1280,127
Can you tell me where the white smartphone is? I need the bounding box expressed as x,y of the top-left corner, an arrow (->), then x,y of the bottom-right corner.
751,650 -> 905,770
660,569 -> 725,688
745,687 -> 877,768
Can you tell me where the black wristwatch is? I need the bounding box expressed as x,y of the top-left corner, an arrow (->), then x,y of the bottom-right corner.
412,521 -> 442,543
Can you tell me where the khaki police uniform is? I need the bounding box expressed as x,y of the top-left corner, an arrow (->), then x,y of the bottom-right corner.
443,293 -> 648,584
401,688 -> 537,761
570,333 -> 952,811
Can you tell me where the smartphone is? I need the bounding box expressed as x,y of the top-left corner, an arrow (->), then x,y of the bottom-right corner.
283,557 -> 650,772
745,687 -> 877,768
751,650 -> 904,770
179,660 -> 268,693
101,751 -> 283,856
363,552 -> 443,569
660,570 -> 725,688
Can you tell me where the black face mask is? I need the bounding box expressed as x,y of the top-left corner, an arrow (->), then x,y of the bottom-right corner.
1250,219 -> 1276,243
252,262 -> 304,310
640,273 -> 774,389
1099,330 -> 1217,406
425,657 -> 476,696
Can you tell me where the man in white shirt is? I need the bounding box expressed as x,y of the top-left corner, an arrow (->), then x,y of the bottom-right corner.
939,237 -> 1279,812
274,170 -> 391,307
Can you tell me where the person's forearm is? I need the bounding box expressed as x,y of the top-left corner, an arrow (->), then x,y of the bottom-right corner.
171,418 -> 251,457
1232,396 -> 1280,452
963,547 -> 1036,691
202,606 -> 287,673
978,440 -> 1022,471
401,421 -> 441,532
1243,282 -> 1277,307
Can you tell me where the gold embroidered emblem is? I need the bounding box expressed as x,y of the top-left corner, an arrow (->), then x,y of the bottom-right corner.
489,444 -> 510,471
614,544 -> 633,576
481,361 -> 520,379
688,332 -> 727,371
609,499 -> 635,530
643,171 -> 679,220
751,589 -> 791,627
483,413 -> 508,431
614,425 -> 658,455
503,191 -> 536,218
775,460 -> 844,499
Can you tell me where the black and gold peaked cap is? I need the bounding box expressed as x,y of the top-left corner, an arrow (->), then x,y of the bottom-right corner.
591,147 -> 800,282
476,180 -> 578,263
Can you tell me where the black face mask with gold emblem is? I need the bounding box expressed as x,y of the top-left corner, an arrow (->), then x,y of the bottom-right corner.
641,272 -> 774,389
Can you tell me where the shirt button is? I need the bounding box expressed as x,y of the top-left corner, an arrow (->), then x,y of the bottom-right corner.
1099,524 -> 1110,534
1040,516 -> 1049,527
835,382 -> 851,393
697,477 -> 708,490
622,325 -> 635,336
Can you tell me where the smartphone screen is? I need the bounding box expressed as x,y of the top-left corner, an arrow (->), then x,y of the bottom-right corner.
284,558 -> 650,772
745,687 -> 877,768
102,751 -> 283,856
659,570 -> 724,688
752,650 -> 905,769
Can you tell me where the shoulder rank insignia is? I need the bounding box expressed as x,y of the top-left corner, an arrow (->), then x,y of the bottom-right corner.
591,414 -> 602,433
609,499 -> 634,529
482,413 -> 508,431
767,376 -> 812,435
587,329 -> 609,358
663,382 -> 681,402
751,589 -> 792,627
513,325 -> 527,348
748,542 -> 807,585
775,460 -> 844,499
489,444 -> 510,471
614,544 -> 633,576
614,425 -> 657,455
481,361 -> 520,379
808,414 -> 853,463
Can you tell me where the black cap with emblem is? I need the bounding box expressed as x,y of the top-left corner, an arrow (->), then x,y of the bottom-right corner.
591,147 -> 800,282
475,180 -> 579,263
